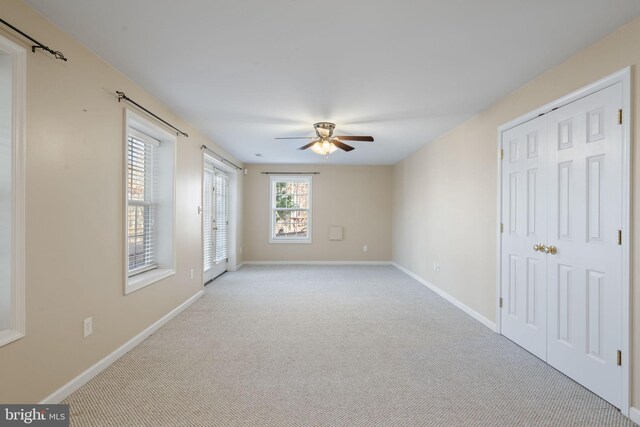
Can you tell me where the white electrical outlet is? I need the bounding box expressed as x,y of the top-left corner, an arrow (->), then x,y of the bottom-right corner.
436,263 -> 441,272
190,268 -> 194,280
83,317 -> 93,338
363,245 -> 368,252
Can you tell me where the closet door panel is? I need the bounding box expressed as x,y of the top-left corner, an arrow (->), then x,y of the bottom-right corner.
546,83 -> 623,407
500,115 -> 548,360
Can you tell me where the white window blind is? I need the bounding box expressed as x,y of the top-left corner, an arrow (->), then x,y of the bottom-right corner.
203,167 -> 214,271
127,130 -> 159,275
215,171 -> 229,262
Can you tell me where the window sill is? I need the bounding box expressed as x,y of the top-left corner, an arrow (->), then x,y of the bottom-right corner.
269,238 -> 312,244
125,268 -> 175,295
0,329 -> 25,348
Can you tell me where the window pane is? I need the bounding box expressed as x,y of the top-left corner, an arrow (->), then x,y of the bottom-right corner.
203,169 -> 213,270
275,180 -> 308,209
127,134 -> 157,273
215,173 -> 229,262
127,204 -> 155,271
274,209 -> 308,238
127,136 -> 155,203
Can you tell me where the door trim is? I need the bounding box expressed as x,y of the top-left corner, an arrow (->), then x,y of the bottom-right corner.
202,153 -> 240,284
496,67 -> 631,415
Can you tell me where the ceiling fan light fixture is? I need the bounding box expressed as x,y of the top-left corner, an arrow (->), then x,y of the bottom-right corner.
277,122 -> 371,154
310,142 -> 324,155
310,139 -> 337,155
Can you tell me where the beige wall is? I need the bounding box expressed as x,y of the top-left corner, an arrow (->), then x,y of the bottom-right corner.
392,17 -> 640,406
0,1 -> 242,403
243,164 -> 392,262
3,0 -> 637,410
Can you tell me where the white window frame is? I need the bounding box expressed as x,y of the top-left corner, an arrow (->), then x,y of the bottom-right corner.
269,175 -> 312,244
123,109 -> 176,294
0,35 -> 26,348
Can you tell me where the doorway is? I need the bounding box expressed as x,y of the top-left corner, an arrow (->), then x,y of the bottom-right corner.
497,69 -> 630,412
203,156 -> 233,283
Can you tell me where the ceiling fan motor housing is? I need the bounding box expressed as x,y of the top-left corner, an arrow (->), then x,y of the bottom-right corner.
314,122 -> 335,138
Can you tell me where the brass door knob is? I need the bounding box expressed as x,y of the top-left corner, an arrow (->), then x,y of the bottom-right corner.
542,245 -> 550,254
549,246 -> 557,255
533,244 -> 540,252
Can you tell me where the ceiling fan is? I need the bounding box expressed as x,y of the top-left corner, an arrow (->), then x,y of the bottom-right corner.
275,122 -> 374,155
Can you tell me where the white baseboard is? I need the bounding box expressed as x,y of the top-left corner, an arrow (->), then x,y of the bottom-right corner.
628,407 -> 640,424
242,260 -> 393,266
391,262 -> 496,331
40,290 -> 204,404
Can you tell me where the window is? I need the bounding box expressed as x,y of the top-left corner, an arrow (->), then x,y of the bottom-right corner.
124,110 -> 176,294
127,130 -> 157,274
270,176 -> 312,243
0,35 -> 25,347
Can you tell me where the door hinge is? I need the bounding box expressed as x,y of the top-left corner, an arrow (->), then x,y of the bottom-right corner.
617,350 -> 622,366
618,109 -> 623,125
499,149 -> 504,160
499,297 -> 503,308
617,230 -> 622,245
500,223 -> 504,233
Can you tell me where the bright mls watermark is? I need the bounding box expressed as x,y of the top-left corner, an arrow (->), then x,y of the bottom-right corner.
0,405 -> 68,426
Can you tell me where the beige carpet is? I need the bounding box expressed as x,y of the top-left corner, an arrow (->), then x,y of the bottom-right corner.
64,265 -> 633,426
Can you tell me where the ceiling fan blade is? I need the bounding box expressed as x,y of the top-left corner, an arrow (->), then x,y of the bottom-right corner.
298,140 -> 319,150
332,139 -> 355,152
275,137 -> 315,140
334,135 -> 374,142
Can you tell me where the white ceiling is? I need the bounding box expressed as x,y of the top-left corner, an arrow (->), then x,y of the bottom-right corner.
26,0 -> 640,165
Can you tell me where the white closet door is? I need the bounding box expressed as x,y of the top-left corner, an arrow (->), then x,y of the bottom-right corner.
546,83 -> 623,406
501,115 -> 548,360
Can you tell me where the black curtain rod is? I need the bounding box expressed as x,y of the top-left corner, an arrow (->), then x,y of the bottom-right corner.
116,91 -> 189,137
201,145 -> 243,171
260,172 -> 320,175
0,18 -> 67,61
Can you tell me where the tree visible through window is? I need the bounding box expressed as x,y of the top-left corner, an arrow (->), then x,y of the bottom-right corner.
270,176 -> 312,242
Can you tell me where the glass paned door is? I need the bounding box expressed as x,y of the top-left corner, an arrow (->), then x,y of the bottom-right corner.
203,165 -> 229,283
